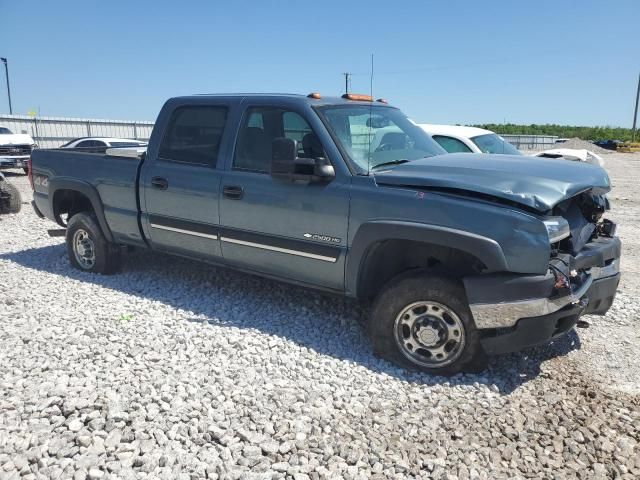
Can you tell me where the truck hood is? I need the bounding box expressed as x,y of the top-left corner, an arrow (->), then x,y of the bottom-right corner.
373,153 -> 611,212
0,133 -> 35,145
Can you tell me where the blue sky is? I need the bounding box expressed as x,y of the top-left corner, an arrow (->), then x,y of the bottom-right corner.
1,0 -> 638,126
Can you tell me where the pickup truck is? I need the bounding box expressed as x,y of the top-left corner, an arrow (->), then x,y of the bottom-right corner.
30,93 -> 621,375
0,126 -> 37,173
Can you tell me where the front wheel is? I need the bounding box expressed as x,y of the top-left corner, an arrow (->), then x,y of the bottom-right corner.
368,271 -> 486,375
66,212 -> 121,274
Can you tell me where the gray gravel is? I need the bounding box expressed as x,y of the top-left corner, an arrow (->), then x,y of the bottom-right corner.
1,157 -> 639,479
552,138 -> 614,155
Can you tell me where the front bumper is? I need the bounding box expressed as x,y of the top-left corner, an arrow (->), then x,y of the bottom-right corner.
0,156 -> 30,168
480,301 -> 586,355
464,235 -> 621,353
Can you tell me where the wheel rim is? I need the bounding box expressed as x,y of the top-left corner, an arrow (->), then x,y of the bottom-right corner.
73,229 -> 96,269
393,301 -> 466,368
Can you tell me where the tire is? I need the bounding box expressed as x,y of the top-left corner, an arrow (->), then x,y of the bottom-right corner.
66,212 -> 121,274
368,271 -> 487,375
0,179 -> 22,214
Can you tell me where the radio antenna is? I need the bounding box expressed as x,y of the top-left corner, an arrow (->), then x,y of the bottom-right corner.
367,53 -> 374,175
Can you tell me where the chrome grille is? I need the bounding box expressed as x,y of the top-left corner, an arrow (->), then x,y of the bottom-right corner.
0,144 -> 32,156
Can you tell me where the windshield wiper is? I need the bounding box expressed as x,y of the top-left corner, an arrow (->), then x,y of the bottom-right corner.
370,159 -> 411,170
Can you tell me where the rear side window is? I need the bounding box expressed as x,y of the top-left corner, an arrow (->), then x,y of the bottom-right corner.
159,106 -> 228,166
432,135 -> 473,153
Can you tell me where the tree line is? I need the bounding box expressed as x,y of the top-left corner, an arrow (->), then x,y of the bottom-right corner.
473,124 -> 635,142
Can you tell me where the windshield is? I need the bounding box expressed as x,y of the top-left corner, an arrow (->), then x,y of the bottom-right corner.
317,105 -> 446,173
471,133 -> 521,155
0,127 -> 13,135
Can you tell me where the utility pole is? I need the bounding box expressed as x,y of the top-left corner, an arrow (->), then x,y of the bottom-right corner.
343,72 -> 351,94
633,72 -> 640,143
1,58 -> 13,114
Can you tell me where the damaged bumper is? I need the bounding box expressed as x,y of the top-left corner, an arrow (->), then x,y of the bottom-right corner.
465,236 -> 621,354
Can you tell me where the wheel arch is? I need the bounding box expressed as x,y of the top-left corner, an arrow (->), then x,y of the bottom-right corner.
346,221 -> 508,301
49,178 -> 114,242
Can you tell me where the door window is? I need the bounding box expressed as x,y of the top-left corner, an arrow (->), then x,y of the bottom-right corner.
159,106 -> 228,166
234,107 -> 322,172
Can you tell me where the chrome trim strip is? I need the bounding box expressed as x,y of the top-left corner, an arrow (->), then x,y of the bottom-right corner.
470,276 -> 594,329
150,223 -> 218,240
220,236 -> 337,263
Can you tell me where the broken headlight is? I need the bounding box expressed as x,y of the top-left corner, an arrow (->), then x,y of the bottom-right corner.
543,216 -> 571,243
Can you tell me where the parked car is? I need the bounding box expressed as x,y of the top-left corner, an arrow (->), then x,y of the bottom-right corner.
0,172 -> 21,214
0,126 -> 37,174
31,93 -> 621,375
592,140 -> 621,151
422,124 -> 605,166
61,137 -> 147,153
419,124 -> 522,155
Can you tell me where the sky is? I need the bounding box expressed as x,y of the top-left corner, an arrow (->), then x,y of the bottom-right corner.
1,0 -> 639,127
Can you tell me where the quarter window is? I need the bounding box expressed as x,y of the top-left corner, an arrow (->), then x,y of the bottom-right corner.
159,106 -> 228,166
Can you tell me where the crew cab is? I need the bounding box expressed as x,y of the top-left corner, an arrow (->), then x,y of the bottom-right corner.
30,93 -> 621,375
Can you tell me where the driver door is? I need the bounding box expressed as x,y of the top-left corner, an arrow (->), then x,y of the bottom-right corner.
219,105 -> 350,290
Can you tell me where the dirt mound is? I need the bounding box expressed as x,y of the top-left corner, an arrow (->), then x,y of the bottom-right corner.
555,138 -> 612,154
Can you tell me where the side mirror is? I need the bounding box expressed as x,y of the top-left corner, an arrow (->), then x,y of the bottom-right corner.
271,137 -> 335,182
271,137 -> 297,179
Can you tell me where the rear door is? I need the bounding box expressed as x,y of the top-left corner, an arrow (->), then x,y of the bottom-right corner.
140,99 -> 237,260
218,102 -> 350,291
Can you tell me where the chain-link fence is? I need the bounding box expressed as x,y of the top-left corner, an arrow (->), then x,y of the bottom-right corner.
500,134 -> 558,151
0,114 -> 154,148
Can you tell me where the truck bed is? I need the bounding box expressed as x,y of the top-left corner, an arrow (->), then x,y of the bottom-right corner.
31,149 -> 144,245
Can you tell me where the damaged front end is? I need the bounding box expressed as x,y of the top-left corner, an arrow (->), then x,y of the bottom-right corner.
464,190 -> 621,355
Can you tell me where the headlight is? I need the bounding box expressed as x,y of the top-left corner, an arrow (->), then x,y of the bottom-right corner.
543,216 -> 570,243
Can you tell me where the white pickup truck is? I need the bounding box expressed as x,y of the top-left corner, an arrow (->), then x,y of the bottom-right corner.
0,126 -> 37,173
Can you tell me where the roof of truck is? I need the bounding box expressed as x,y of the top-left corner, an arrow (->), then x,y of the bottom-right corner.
180,93 -> 393,107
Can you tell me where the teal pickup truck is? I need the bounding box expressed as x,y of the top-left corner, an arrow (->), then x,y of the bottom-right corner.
30,93 -> 621,375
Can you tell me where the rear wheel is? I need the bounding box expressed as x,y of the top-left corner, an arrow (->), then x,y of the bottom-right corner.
0,179 -> 21,214
368,271 -> 486,375
66,212 -> 121,274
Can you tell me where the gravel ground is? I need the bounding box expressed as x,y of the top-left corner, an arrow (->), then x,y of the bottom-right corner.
0,156 -> 638,479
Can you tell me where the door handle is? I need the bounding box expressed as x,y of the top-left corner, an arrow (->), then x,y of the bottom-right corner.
151,177 -> 169,190
223,185 -> 244,200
